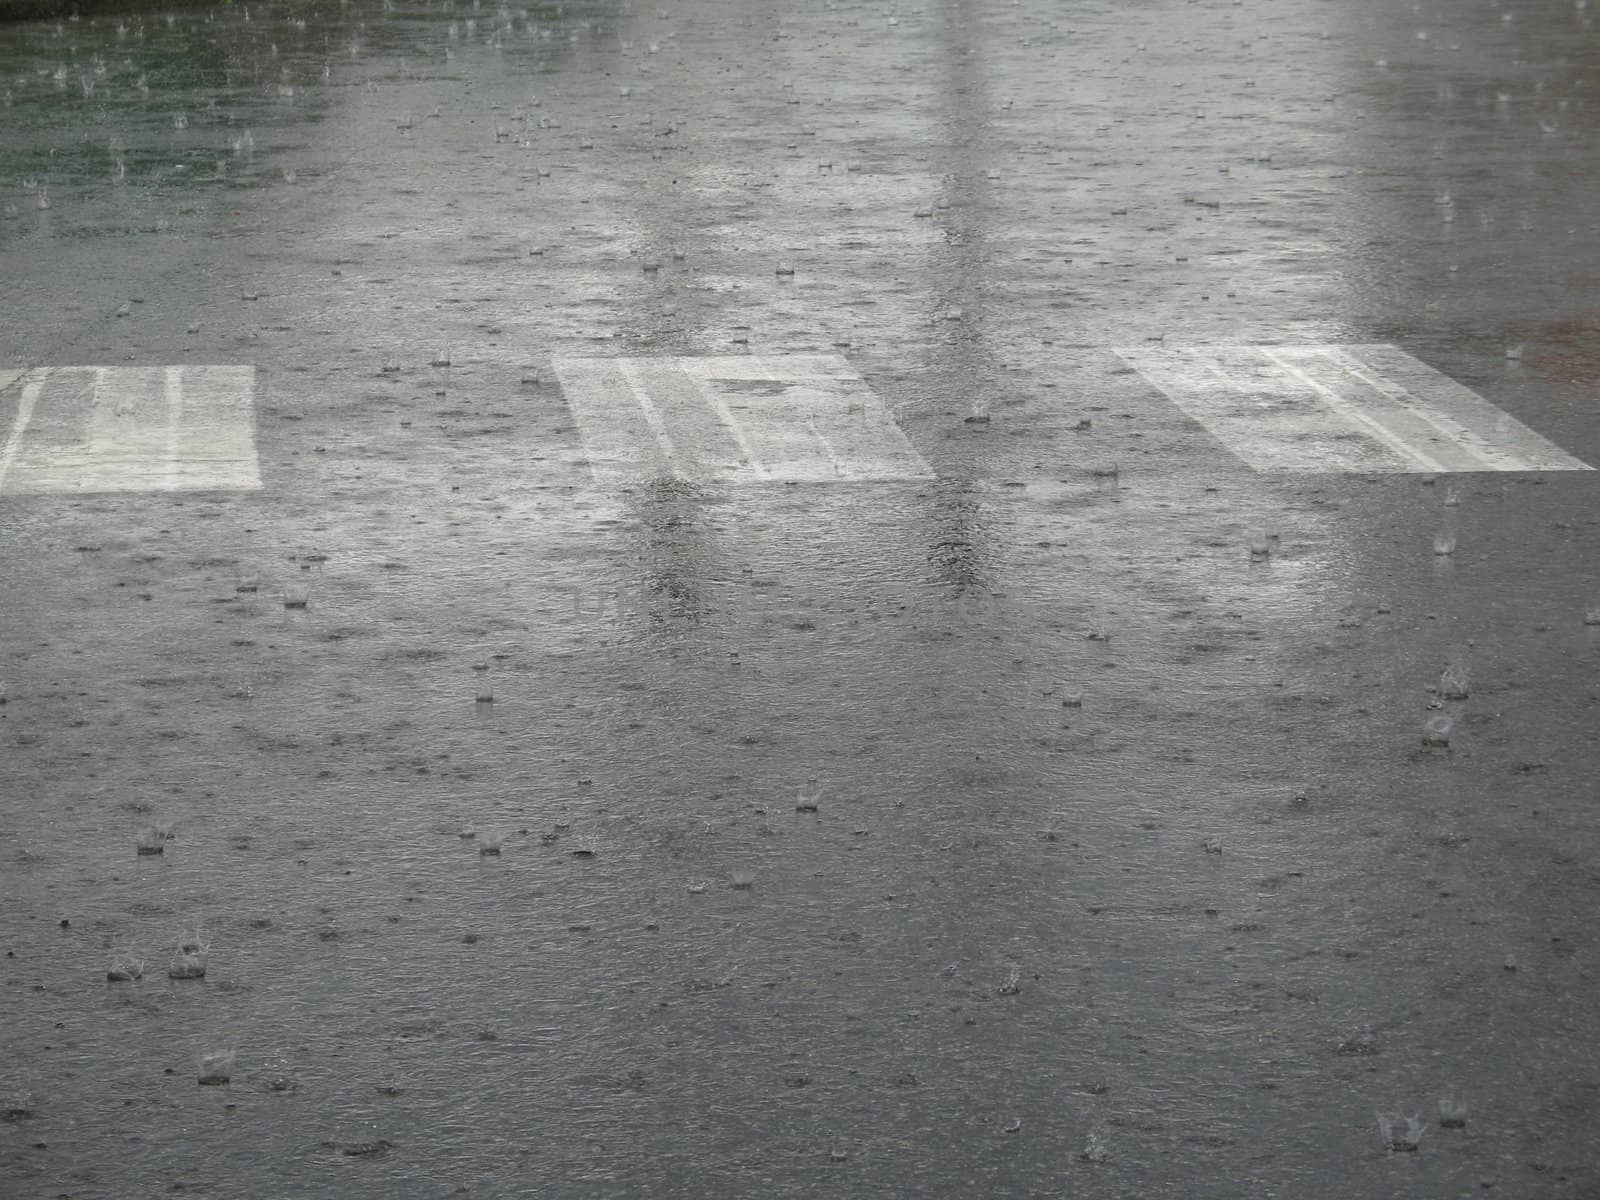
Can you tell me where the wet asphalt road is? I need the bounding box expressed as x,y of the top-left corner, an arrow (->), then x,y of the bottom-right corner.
3,1 -> 1600,1197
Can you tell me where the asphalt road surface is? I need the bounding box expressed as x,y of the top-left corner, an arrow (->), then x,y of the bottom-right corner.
3,1 -> 1599,1197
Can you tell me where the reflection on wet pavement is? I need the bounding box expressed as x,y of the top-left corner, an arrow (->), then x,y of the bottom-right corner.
3,1 -> 1600,1197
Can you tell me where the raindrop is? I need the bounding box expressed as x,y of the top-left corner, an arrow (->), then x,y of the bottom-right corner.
796,777 -> 822,812
197,1050 -> 235,1086
135,826 -> 171,855
1437,1090 -> 1468,1128
260,1054 -> 296,1092
2,1085 -> 35,1122
168,930 -> 209,979
1080,1128 -> 1110,1162
106,949 -> 144,982
1376,1112 -> 1423,1152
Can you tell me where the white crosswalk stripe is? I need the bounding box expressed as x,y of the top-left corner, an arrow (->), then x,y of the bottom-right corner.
0,366 -> 262,495
1115,343 -> 1591,474
552,354 -> 934,484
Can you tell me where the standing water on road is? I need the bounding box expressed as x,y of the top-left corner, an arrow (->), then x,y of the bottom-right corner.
2,0 -> 1599,1197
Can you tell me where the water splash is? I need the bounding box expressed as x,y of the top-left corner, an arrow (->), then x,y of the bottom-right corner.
1376,1112 -> 1423,1152
169,929 -> 210,979
135,825 -> 170,855
106,949 -> 144,982
1437,1090 -> 1468,1128
1080,1127 -> 1110,1162
197,1049 -> 235,1086
796,776 -> 823,812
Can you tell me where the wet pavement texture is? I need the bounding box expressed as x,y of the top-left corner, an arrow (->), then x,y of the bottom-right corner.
3,1 -> 1600,1197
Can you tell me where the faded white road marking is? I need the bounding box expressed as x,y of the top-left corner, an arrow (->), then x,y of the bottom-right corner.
1257,348 -> 1450,472
0,369 -> 46,493
698,384 -> 769,480
549,358 -> 660,479
1115,343 -> 1591,473
616,358 -> 678,471
164,366 -> 185,487
0,366 -> 261,494
625,358 -> 755,480
552,354 -> 933,483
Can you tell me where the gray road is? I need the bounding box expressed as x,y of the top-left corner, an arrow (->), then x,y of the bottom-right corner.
3,1 -> 1599,1197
